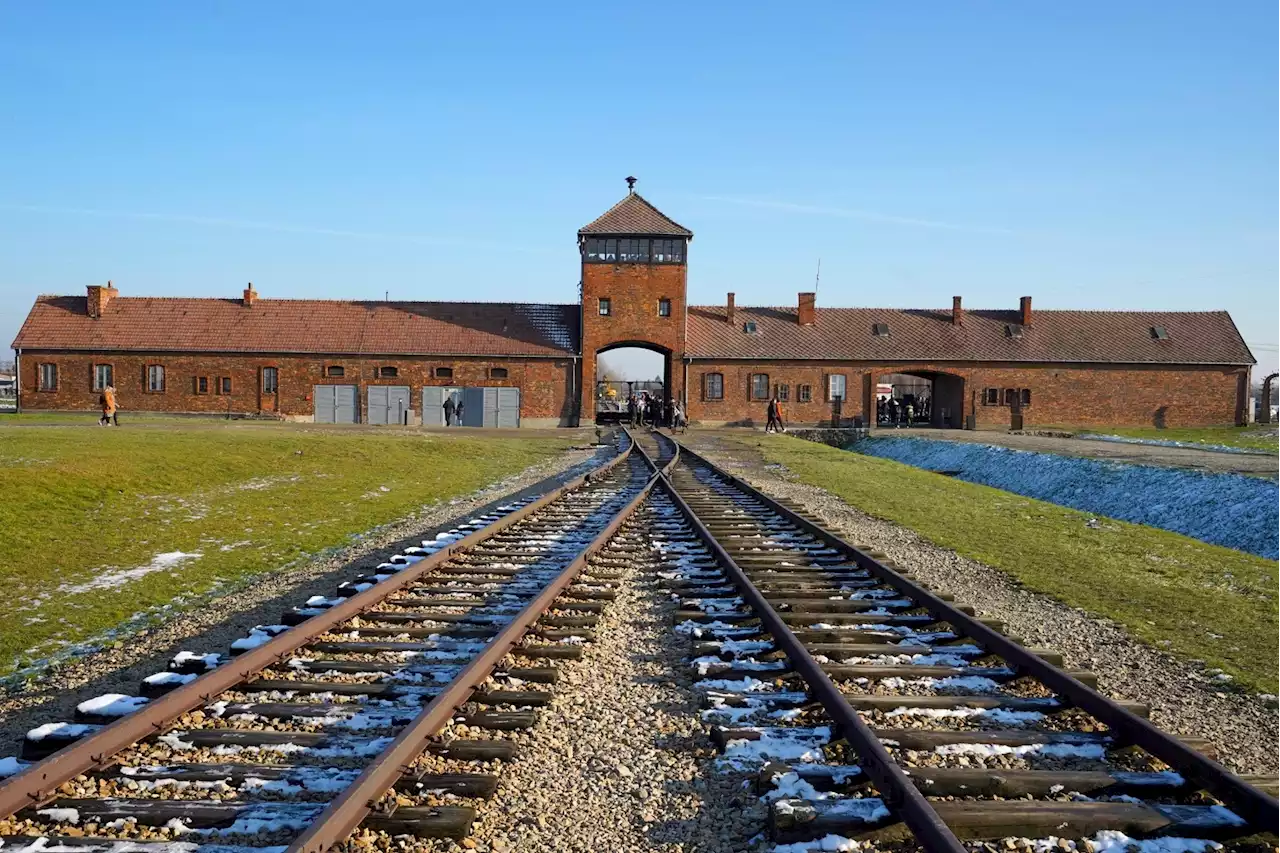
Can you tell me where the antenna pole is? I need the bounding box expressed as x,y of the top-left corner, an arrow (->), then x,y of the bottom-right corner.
815,258 -> 821,290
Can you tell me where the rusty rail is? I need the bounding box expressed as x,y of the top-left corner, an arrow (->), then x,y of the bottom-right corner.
0,435 -> 637,826
668,434 -> 1279,835
642,429 -> 967,853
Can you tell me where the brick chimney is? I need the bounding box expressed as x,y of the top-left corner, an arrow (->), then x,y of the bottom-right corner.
1019,295 -> 1032,327
726,292 -> 736,325
243,282 -> 258,307
952,296 -> 964,326
797,291 -> 816,326
86,280 -> 119,319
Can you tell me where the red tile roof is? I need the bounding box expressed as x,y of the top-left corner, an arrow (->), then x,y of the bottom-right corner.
578,193 -> 693,237
13,296 -> 580,357
685,305 -> 1255,366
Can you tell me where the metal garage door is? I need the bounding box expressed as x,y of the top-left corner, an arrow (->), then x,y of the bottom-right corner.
460,388 -> 485,427
367,385 -> 411,425
477,387 -> 521,428
314,385 -> 358,423
422,386 -> 464,426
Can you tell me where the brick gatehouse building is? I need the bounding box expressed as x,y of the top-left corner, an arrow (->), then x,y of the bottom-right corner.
12,184 -> 1256,428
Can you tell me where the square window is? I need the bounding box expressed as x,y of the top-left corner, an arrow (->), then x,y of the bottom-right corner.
797,384 -> 812,403
872,323 -> 890,337
196,376 -> 209,394
147,364 -> 165,392
750,373 -> 770,400
599,297 -> 612,316
1020,388 -> 1032,406
704,373 -> 724,401
219,377 -> 232,395
262,367 -> 278,394
828,374 -> 847,401
39,363 -> 58,391
93,364 -> 113,391
983,388 -> 1000,405
658,298 -> 672,317
1004,388 -> 1017,406
1151,326 -> 1170,340
776,384 -> 790,402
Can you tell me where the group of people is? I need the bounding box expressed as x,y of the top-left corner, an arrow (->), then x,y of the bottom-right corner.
441,395 -> 466,426
764,396 -> 788,433
627,393 -> 686,432
876,394 -> 929,427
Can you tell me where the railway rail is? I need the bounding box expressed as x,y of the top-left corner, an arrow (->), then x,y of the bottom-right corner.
629,429 -> 1278,852
0,433 -> 670,853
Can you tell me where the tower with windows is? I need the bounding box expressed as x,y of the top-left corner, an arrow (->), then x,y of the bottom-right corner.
577,179 -> 692,419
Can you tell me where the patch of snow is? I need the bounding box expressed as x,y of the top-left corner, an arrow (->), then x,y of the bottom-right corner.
934,742 -> 1108,759
145,671 -> 198,686
36,807 -> 80,824
0,756 -> 28,778
58,551 -> 203,595
27,722 -> 96,741
76,694 -> 149,717
231,625 -> 290,651
772,835 -> 861,852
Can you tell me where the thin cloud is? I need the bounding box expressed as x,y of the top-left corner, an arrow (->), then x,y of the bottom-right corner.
693,194 -> 1015,235
0,203 -> 557,255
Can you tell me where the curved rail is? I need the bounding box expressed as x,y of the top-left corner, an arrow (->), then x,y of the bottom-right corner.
0,431 -> 660,852
641,428 -> 1277,849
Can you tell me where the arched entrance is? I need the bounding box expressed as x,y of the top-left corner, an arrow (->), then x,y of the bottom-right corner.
869,370 -> 965,428
593,341 -> 672,424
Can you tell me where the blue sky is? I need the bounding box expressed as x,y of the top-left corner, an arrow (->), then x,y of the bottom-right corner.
2,1 -> 1275,378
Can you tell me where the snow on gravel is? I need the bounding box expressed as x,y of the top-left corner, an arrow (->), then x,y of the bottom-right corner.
853,436 -> 1278,558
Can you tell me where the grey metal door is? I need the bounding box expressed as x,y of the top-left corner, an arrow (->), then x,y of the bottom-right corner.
314,385 -> 358,423
496,387 -> 520,428
368,385 -> 410,425
422,386 -> 444,425
460,387 -> 485,427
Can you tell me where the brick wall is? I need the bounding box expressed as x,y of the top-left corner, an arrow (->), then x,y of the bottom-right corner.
685,360 -> 1247,428
580,260 -> 687,414
18,351 -> 574,423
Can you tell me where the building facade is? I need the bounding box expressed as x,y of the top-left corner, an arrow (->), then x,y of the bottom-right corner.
12,186 -> 1256,428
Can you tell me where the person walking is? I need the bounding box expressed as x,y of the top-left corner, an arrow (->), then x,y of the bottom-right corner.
454,397 -> 465,426
442,395 -> 456,426
627,395 -> 638,427
99,385 -> 118,426
904,400 -> 915,428
765,396 -> 782,433
776,398 -> 787,433
672,402 -> 687,434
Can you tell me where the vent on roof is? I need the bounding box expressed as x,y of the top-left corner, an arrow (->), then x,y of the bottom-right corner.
1150,325 -> 1170,340
743,321 -> 759,334
1005,324 -> 1024,339
872,323 -> 890,337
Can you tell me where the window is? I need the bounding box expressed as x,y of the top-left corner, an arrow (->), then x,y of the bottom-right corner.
743,321 -> 758,334
1004,388 -> 1017,406
38,363 -> 57,391
776,383 -> 790,402
827,374 -> 847,401
93,364 -> 113,391
262,367 -> 278,394
489,367 -> 509,379
1006,324 -> 1024,339
146,365 -> 165,392
379,366 -> 399,378
218,377 -> 232,395
618,238 -> 649,262
703,372 -> 724,401
195,376 -> 209,395
583,237 -> 618,262
749,373 -> 770,400
1150,326 -> 1170,340
983,388 -> 1000,405
658,298 -> 672,317
326,365 -> 345,377
434,366 -> 454,379
598,297 -> 612,316
1020,388 -> 1032,406
872,323 -> 890,337
797,384 -> 813,403
652,239 -> 685,263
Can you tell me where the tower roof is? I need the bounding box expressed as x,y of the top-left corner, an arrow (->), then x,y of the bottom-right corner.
578,192 -> 693,238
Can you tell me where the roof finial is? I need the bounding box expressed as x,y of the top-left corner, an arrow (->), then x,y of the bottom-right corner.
625,175 -> 637,193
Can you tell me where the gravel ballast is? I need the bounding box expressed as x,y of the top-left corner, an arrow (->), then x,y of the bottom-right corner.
0,441 -> 609,757
682,433 -> 1279,777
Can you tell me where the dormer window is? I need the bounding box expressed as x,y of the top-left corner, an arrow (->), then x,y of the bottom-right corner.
743,321 -> 759,334
872,323 -> 890,337
1150,326 -> 1170,340
1005,324 -> 1024,339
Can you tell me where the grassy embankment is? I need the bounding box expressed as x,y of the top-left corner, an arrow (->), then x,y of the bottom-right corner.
1067,425 -> 1278,452
0,423 -> 574,677
733,434 -> 1279,694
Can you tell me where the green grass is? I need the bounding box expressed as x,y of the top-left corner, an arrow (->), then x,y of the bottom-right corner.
734,434 -> 1279,694
1065,425 -> 1277,452
0,423 -> 573,676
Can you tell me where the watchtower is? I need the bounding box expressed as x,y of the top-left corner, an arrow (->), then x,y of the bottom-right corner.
577,178 -> 693,419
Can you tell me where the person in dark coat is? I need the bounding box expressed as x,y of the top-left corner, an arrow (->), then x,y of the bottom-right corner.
454,397 -> 465,426
765,396 -> 782,433
443,395 -> 456,426
627,395 -> 638,426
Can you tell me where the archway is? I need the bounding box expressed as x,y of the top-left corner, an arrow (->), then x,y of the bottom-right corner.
593,341 -> 672,424
871,370 -> 965,428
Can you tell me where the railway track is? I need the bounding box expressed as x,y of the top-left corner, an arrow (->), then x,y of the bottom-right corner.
630,429 -> 1278,852
0,434 -> 666,853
